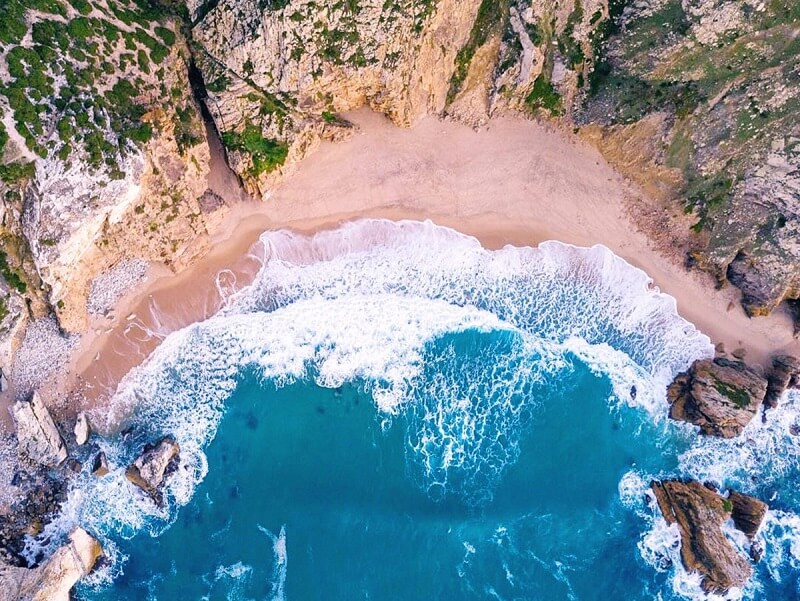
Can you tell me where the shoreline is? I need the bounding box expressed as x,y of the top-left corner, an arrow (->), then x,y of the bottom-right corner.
55,108 -> 798,426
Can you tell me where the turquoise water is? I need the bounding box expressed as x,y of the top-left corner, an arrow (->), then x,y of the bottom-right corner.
34,220 -> 800,600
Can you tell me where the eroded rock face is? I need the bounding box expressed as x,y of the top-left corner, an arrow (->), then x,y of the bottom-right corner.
0,528 -> 102,601
651,480 -> 765,594
125,437 -> 180,505
728,491 -> 768,540
667,358 -> 767,438
11,392 -> 67,468
764,355 -> 800,409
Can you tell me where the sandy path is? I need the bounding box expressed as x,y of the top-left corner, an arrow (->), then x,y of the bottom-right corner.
62,108 -> 798,422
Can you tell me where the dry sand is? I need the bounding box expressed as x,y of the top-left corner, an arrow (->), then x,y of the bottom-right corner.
60,108 -> 799,421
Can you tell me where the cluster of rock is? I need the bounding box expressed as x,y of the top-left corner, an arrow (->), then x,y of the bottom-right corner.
2,391 -> 182,598
667,354 -> 800,437
655,353 -> 799,593
651,480 -> 767,594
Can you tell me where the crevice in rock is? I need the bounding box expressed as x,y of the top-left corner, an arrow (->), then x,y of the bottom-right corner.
185,59 -> 250,202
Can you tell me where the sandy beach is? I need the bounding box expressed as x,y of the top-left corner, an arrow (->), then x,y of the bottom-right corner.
60,108 -> 799,423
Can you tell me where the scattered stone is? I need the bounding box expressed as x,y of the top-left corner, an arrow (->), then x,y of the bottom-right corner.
65,459 -> 82,474
125,437 -> 180,505
0,527 -> 103,601
732,347 -> 747,360
764,355 -> 800,409
92,452 -> 110,478
667,358 -> 767,438
728,491 -> 768,539
11,392 -> 67,467
73,413 -> 91,446
651,480 -> 760,594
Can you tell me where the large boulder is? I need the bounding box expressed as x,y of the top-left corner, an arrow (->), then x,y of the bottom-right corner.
728,491 -> 768,540
764,355 -> 800,409
73,412 -> 91,446
11,392 -> 67,467
0,528 -> 102,601
651,480 -> 766,594
667,358 -> 768,437
125,437 -> 180,506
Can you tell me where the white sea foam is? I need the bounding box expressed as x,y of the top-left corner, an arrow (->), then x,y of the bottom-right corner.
45,219 -> 720,592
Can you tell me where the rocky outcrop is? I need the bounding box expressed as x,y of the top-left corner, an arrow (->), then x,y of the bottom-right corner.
667,358 -> 767,438
11,392 -> 67,468
125,437 -> 180,505
764,355 -> 800,409
728,491 -> 768,540
73,413 -> 91,446
92,452 -> 110,478
651,480 -> 766,594
0,528 -> 102,601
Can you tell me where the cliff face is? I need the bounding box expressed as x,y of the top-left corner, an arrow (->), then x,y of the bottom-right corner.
189,0 -> 610,195
580,0 -> 800,318
0,0 -> 234,376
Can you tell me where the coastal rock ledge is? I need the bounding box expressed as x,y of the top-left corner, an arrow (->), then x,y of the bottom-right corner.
0,527 -> 102,601
651,480 -> 767,594
125,437 -> 181,506
667,358 -> 767,438
11,392 -> 68,468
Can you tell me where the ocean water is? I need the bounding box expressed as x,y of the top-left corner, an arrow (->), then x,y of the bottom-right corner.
28,220 -> 800,600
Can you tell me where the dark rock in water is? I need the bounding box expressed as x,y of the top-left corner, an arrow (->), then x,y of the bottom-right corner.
750,539 -> 765,563
728,491 -> 768,539
790,424 -> 800,436
245,412 -> 258,430
630,385 -> 637,400
651,480 -> 759,594
667,358 -> 767,438
125,437 -> 180,506
65,459 -> 82,474
92,452 -> 110,477
764,355 -> 800,409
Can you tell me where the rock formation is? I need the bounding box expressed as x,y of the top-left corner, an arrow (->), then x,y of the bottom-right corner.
73,413 -> 91,446
0,528 -> 102,601
10,392 -> 67,467
125,437 -> 181,505
651,480 -> 767,594
667,358 -> 768,438
92,452 -> 110,478
764,354 -> 800,409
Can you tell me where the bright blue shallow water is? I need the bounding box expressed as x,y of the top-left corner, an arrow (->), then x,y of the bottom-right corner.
37,220 -> 800,600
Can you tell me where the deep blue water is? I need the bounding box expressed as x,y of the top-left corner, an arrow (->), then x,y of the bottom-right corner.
41,220 -> 799,600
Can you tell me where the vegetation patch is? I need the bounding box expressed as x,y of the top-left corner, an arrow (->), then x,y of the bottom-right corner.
525,75 -> 562,116
221,125 -> 288,177
712,379 -> 752,409
0,250 -> 27,294
447,0 -> 508,104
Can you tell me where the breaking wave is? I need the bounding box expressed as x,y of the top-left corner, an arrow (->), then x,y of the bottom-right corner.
29,219 -> 800,599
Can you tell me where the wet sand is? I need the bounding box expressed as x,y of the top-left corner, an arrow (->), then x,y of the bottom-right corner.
62,108 -> 799,426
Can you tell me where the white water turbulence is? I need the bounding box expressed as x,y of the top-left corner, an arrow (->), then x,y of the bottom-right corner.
29,219 -> 800,599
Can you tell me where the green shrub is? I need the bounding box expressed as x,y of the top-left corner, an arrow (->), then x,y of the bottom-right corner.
0,249 -> 27,294
221,125 -> 288,176
526,75 -> 563,116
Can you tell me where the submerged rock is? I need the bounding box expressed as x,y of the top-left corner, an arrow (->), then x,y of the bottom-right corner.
11,392 -> 67,467
0,527 -> 102,601
667,358 -> 767,438
651,480 -> 766,594
125,437 -> 180,505
764,355 -> 800,409
73,413 -> 91,446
